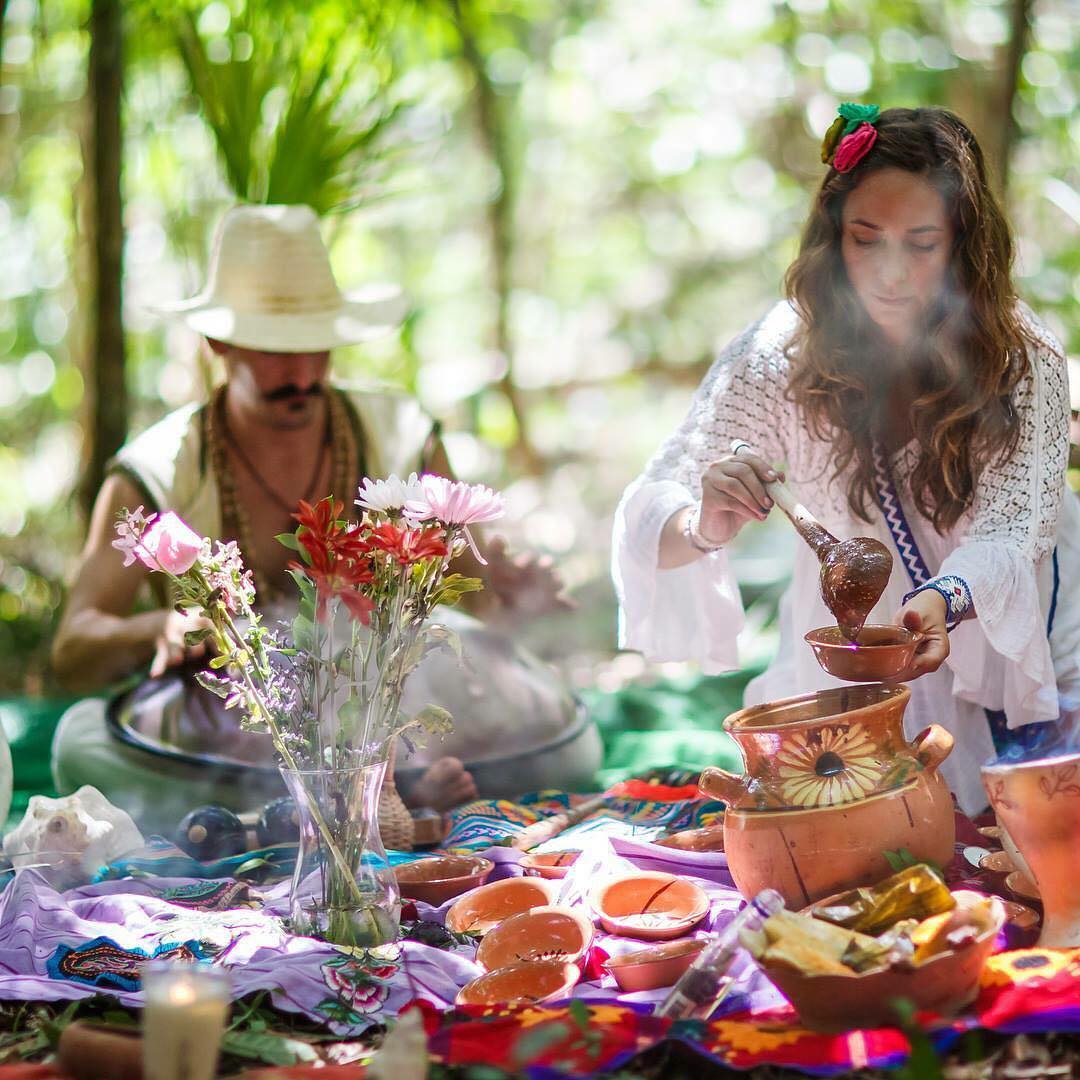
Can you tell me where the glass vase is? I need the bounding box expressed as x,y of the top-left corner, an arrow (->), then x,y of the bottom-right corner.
281,760 -> 401,948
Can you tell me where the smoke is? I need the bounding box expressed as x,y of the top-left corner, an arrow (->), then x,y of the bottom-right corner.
989,689 -> 1080,767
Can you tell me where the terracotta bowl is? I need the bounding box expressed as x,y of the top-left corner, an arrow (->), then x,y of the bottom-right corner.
394,855 -> 494,906
804,625 -> 923,682
655,824 -> 725,852
445,876 -> 560,935
762,891 -> 1005,1033
604,937 -> 707,993
456,959 -> 580,1006
519,850 -> 581,879
592,871 -> 710,941
476,905 -> 594,970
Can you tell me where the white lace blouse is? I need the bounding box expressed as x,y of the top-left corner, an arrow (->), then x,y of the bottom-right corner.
613,301 -> 1078,814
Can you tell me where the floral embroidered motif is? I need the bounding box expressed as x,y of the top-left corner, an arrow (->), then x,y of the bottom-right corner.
775,725 -> 882,808
315,956 -> 398,1026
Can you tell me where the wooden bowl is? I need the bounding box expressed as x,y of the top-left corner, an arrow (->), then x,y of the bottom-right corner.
519,850 -> 581,878
394,855 -> 494,906
456,959 -> 580,1006
592,871 -> 709,941
762,891 -> 1005,1032
604,937 -> 707,993
804,624 -> 923,682
476,905 -> 594,970
445,876 -> 560,935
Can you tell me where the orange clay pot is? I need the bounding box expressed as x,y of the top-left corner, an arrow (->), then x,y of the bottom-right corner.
699,684 -> 956,908
982,750 -> 1080,948
604,938 -> 707,993
445,876 -> 559,935
476,906 -> 594,970
804,625 -> 924,682
456,959 -> 579,1006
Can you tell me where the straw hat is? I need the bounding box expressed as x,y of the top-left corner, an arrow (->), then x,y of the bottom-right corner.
155,204 -> 405,352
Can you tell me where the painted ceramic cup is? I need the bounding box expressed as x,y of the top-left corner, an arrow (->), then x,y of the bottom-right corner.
700,684 -> 956,907
982,750 -> 1080,948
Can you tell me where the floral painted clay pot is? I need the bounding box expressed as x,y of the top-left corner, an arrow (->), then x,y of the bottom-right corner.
982,750 -> 1080,948
699,684 -> 956,908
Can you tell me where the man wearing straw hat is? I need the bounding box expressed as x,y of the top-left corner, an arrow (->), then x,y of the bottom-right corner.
50,205 -> 598,834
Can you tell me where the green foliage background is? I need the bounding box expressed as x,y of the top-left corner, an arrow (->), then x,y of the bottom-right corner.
0,0 -> 1077,692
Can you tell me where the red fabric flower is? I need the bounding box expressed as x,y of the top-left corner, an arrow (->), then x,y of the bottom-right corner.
367,523 -> 449,565
832,122 -> 877,173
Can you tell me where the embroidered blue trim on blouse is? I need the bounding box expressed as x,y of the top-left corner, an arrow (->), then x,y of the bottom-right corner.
872,445 -> 929,587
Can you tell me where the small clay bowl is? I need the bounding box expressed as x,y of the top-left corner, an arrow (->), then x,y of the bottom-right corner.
604,937 -> 707,993
655,824 -> 725,852
519,850 -> 581,879
592,871 -> 709,941
805,624 -> 924,682
394,855 -> 494,906
445,876 -> 560,935
456,959 -> 580,1006
476,905 -> 594,970
762,890 -> 1005,1033
1005,870 -> 1040,903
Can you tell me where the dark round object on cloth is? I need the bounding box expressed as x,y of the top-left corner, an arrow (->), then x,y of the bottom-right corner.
176,805 -> 247,861
256,796 -> 300,847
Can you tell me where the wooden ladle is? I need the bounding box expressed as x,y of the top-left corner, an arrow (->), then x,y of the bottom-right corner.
765,478 -> 893,642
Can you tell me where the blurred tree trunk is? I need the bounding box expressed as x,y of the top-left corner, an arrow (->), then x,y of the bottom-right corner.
81,0 -> 127,517
990,0 -> 1033,194
447,0 -> 541,473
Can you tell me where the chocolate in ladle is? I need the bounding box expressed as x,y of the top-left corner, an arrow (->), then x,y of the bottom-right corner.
764,479 -> 893,642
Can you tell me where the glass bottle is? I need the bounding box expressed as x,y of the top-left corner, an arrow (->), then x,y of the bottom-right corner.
655,888 -> 785,1021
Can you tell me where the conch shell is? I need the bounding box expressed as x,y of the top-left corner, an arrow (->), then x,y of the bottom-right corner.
3,785 -> 144,889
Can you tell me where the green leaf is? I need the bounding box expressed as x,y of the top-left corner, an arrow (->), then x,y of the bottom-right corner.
414,704 -> 453,736
184,627 -> 214,647
275,531 -> 302,552
220,1030 -> 318,1066
235,857 -> 272,875
208,654 -> 233,670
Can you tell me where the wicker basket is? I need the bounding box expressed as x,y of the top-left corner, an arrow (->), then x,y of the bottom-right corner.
379,742 -> 415,852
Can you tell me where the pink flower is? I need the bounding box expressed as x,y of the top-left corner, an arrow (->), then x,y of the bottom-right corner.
137,512 -> 204,575
404,475 -> 505,527
322,960 -> 396,1014
833,122 -> 877,173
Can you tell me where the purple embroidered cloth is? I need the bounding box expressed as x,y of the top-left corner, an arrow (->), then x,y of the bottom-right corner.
0,838 -> 780,1033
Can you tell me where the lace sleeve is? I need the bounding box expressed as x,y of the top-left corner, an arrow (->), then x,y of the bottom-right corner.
937,310 -> 1070,727
612,304 -> 798,673
958,313 -> 1069,559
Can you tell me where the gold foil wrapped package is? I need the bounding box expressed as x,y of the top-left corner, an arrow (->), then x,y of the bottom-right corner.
809,864 -> 955,936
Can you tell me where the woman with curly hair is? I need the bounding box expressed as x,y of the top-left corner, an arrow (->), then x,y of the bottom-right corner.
613,106 -> 1078,812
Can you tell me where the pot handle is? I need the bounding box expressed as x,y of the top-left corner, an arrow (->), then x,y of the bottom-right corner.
913,724 -> 954,774
698,766 -> 745,806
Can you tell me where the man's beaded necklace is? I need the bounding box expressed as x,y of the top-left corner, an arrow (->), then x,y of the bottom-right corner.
205,386 -> 359,602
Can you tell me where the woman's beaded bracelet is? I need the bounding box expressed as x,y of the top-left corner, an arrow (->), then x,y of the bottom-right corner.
902,575 -> 973,631
684,505 -> 724,553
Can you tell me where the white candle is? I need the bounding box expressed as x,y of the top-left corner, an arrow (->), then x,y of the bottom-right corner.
142,962 -> 231,1080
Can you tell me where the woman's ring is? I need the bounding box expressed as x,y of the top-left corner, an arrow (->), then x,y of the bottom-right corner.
730,439 -> 752,457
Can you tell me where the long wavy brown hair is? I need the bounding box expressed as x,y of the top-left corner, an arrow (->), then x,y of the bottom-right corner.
785,106 -> 1040,532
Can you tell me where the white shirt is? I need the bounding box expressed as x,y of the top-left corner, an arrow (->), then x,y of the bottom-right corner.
613,301 -> 1079,814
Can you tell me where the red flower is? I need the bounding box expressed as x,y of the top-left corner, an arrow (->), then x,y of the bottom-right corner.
290,535 -> 375,625
367,523 -> 449,565
833,122 -> 877,173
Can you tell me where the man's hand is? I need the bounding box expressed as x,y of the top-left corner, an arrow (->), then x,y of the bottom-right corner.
482,536 -> 573,621
150,609 -> 217,678
698,448 -> 782,547
890,589 -> 949,681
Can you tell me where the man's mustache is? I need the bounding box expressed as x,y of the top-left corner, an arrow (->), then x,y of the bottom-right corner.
263,383 -> 324,403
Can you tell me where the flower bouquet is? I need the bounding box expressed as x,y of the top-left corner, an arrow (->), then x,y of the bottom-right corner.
114,473 -> 504,946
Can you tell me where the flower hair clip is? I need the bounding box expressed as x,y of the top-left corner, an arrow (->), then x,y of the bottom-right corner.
821,102 -> 880,173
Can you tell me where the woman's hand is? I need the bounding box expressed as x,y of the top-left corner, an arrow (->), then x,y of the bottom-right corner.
150,609 -> 216,678
697,448 -> 782,547
890,589 -> 949,681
